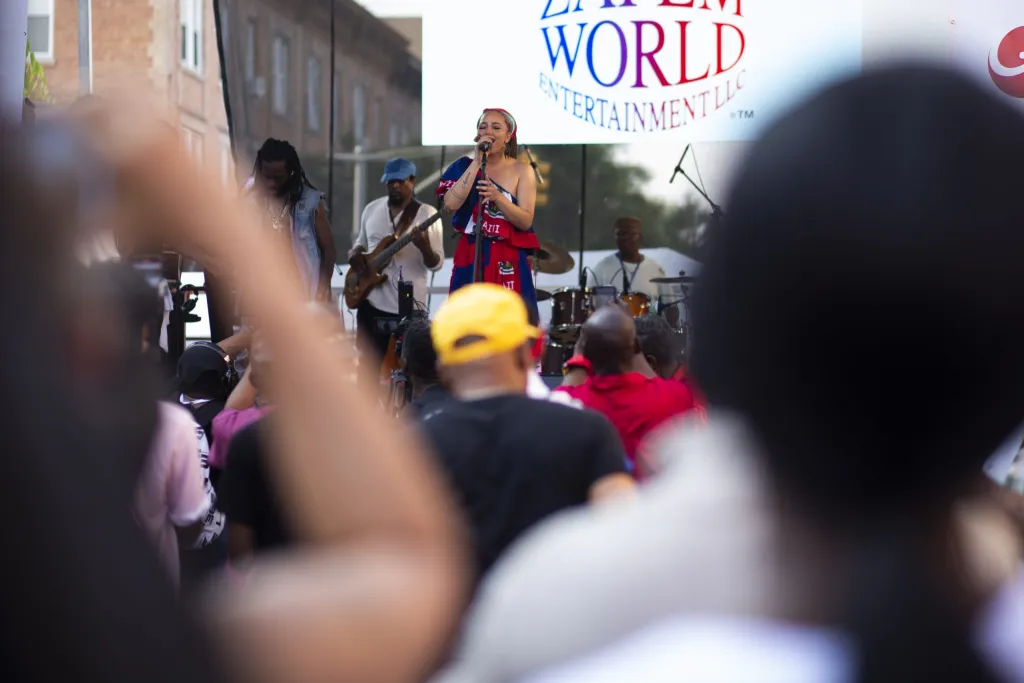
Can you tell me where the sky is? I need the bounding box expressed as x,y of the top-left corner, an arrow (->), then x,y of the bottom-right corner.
351,0 -> 742,208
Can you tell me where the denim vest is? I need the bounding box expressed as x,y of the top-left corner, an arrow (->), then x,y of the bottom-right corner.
291,186 -> 324,299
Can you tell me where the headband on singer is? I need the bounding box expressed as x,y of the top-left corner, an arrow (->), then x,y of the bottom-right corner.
478,108 -> 517,141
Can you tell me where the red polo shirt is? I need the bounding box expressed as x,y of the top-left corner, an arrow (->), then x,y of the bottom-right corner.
555,373 -> 696,481
671,365 -> 707,421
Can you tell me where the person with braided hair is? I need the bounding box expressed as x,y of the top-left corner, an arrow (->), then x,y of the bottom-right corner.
247,138 -> 337,302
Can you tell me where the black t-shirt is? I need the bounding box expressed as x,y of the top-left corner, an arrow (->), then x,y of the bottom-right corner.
419,394 -> 627,580
403,384 -> 450,420
217,419 -> 293,554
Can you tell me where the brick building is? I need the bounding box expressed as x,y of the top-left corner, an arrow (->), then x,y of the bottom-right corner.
33,0 -> 234,185
219,0 -> 424,248
32,0 -> 424,251
221,0 -> 421,160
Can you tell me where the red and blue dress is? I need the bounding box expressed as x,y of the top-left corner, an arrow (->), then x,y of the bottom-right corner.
436,156 -> 541,319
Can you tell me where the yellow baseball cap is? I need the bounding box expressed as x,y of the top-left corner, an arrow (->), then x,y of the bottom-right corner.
432,283 -> 540,366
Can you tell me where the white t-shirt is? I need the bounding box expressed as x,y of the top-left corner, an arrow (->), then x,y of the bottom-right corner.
134,403 -> 212,586
354,197 -> 444,314
178,396 -> 226,548
586,253 -> 667,303
522,573 -> 1024,683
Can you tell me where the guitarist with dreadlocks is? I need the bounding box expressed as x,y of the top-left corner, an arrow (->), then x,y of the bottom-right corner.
246,139 -> 337,303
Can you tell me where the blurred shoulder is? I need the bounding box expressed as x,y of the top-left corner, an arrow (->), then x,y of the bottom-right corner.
157,401 -> 199,432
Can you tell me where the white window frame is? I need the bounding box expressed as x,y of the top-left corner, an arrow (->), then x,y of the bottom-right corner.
306,55 -> 322,132
181,126 -> 204,164
27,0 -> 55,64
180,0 -> 204,74
244,19 -> 256,83
220,134 -> 234,188
272,34 -> 290,116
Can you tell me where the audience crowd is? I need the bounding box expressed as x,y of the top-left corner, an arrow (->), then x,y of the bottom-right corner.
5,65 -> 1024,683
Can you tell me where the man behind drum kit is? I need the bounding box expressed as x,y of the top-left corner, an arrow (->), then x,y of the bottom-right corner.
586,217 -> 667,303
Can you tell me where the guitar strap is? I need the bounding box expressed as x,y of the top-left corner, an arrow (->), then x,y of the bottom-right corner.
394,199 -> 422,236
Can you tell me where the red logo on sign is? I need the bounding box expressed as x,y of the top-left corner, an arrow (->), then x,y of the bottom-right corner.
989,26 -> 1024,98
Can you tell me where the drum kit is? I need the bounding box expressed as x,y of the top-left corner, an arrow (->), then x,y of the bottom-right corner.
530,242 -> 697,376
424,242 -> 697,376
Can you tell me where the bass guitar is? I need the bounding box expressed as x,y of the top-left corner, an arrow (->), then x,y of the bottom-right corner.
343,211 -> 443,310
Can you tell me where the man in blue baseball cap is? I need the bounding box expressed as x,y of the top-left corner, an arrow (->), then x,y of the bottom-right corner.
348,157 -> 444,366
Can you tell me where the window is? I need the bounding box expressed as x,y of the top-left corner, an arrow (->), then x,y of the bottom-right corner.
375,97 -> 385,148
332,74 -> 342,142
180,0 -> 204,73
220,135 -> 234,187
306,56 -> 322,132
353,84 -> 365,145
181,127 -> 204,164
27,0 -> 54,63
389,122 -> 399,148
244,19 -> 256,82
272,34 -> 290,116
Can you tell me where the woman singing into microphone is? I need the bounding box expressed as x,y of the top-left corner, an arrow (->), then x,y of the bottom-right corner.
437,108 -> 540,319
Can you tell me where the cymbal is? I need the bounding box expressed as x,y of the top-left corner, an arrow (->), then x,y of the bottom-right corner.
530,242 -> 575,275
650,275 -> 698,285
536,288 -> 553,302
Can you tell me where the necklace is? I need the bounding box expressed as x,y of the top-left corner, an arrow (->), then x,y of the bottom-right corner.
266,200 -> 290,232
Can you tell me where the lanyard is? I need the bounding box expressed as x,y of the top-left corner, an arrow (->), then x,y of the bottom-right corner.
617,255 -> 642,289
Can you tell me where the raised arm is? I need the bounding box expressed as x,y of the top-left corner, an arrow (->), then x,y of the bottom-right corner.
439,154 -> 482,214
83,101 -> 468,683
313,199 -> 337,302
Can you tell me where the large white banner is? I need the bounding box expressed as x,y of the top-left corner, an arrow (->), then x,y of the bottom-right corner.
950,2 -> 1024,109
421,0 -> 862,145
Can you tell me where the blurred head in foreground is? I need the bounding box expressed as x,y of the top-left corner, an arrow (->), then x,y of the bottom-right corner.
691,65 -> 1024,682
432,284 -> 540,398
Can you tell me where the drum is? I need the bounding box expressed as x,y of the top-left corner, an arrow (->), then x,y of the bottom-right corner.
657,295 -> 687,332
539,341 -> 574,376
549,288 -> 591,342
619,292 -> 651,317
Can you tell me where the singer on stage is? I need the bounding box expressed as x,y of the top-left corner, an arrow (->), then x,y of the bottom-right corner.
437,108 -> 541,320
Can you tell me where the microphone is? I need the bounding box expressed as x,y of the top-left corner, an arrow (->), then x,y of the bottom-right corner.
621,267 -> 630,295
478,140 -> 492,152
669,144 -> 691,185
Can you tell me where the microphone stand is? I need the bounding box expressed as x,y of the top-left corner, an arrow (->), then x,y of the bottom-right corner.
472,146 -> 488,283
670,146 -> 725,222
578,145 -> 587,289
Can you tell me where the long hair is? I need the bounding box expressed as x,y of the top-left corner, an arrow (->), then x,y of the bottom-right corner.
692,65 -> 1024,683
252,138 -> 317,211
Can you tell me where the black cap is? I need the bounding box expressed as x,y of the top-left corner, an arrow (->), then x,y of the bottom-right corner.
177,341 -> 229,398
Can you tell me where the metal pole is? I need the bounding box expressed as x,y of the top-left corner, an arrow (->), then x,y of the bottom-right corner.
436,145 -> 446,199
327,0 -> 336,219
578,144 -> 586,288
77,0 -> 91,95
351,144 -> 366,241
0,0 -> 29,122
472,154 -> 487,283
